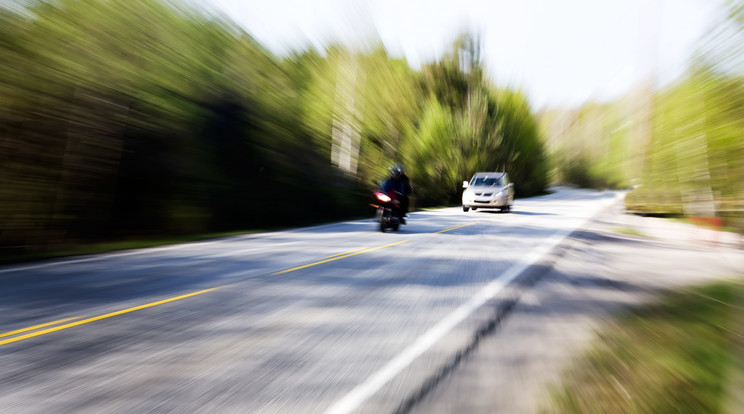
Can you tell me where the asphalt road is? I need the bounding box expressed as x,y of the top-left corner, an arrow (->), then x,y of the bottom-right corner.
0,187 -> 618,413
411,199 -> 744,414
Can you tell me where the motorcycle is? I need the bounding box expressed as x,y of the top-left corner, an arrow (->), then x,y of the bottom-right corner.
370,189 -> 405,232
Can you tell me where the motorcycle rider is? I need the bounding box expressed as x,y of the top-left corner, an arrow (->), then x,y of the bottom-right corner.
381,163 -> 412,223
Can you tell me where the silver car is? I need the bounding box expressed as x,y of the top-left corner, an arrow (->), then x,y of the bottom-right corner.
462,172 -> 514,212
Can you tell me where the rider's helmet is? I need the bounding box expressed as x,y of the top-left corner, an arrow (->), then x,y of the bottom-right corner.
389,163 -> 404,178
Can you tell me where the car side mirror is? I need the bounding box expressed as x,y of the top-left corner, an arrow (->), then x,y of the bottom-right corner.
462,181 -> 469,189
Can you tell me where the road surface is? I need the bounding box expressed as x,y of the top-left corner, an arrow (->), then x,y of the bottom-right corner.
411,199 -> 744,413
0,187 -> 618,413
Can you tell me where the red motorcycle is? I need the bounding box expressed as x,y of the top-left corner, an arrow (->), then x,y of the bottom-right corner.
370,189 -> 405,232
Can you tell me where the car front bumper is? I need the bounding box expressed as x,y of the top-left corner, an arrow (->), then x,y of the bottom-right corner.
462,194 -> 508,208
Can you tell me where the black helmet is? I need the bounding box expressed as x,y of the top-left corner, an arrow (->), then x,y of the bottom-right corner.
389,163 -> 404,175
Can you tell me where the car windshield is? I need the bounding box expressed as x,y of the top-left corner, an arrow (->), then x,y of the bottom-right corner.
470,176 -> 504,187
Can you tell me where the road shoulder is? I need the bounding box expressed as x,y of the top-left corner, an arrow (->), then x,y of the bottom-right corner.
410,201 -> 744,413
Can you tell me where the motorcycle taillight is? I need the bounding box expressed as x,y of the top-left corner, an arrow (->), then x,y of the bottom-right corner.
375,191 -> 392,203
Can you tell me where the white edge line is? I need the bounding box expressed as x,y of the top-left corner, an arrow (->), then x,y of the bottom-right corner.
0,241 -> 222,275
0,212 -> 411,275
324,195 -> 619,414
0,219 -> 373,275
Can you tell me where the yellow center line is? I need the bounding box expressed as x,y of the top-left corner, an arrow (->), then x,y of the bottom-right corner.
0,287 -> 218,347
317,246 -> 371,261
3,220 -> 482,346
273,240 -> 410,275
0,317 -> 80,339
433,221 -> 480,234
274,220 -> 481,275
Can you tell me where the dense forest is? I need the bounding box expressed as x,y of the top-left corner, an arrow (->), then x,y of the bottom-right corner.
539,0 -> 744,230
0,0 -> 548,257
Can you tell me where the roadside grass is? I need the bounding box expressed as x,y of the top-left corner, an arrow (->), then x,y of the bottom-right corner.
610,227 -> 649,238
543,280 -> 743,414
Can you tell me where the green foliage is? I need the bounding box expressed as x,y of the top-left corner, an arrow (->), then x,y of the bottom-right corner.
545,280 -> 743,413
403,97 -> 459,203
0,2 -> 549,256
405,35 -> 548,205
541,0 -> 744,230
641,67 -> 744,217
538,98 -> 640,191
490,88 -> 548,196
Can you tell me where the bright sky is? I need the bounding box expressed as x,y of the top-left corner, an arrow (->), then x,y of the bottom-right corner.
205,0 -> 724,109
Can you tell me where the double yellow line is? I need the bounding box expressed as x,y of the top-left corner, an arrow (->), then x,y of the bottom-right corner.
0,317 -> 80,341
433,221 -> 480,234
273,220 -> 480,274
273,240 -> 410,275
0,288 -> 217,347
2,220 -> 479,347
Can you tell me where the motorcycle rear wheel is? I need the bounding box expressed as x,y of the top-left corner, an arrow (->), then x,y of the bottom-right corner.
379,209 -> 390,232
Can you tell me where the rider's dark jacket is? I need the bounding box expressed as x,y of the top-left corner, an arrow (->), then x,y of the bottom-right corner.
382,173 -> 412,196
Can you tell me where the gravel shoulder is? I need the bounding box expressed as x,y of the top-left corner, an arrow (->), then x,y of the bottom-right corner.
410,201 -> 744,414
